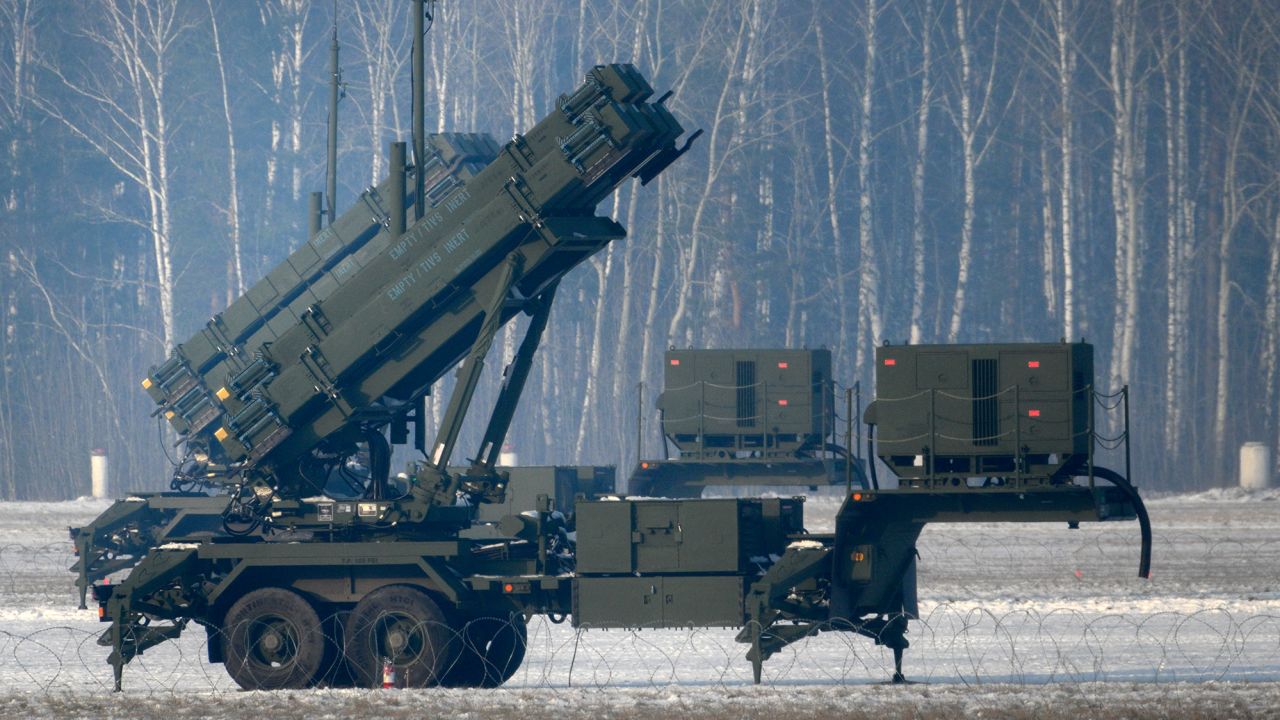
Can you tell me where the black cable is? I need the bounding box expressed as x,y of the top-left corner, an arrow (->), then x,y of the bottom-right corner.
156,416 -> 179,468
1090,465 -> 1152,579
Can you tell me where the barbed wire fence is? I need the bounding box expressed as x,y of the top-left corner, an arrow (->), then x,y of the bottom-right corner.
2,607 -> 1279,696
2,539 -> 1279,697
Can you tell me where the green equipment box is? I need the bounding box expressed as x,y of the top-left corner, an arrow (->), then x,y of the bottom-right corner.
572,575 -> 746,628
658,349 -> 833,458
574,497 -> 804,575
866,342 -> 1094,479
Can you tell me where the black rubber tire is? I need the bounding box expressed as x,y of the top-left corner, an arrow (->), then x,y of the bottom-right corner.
221,587 -> 325,690
344,585 -> 457,688
441,614 -> 528,688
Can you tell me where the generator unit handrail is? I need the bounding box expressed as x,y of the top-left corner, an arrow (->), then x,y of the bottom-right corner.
870,382 -> 1132,486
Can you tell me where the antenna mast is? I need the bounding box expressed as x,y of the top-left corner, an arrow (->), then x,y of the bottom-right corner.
325,1 -> 341,226
412,0 -> 437,220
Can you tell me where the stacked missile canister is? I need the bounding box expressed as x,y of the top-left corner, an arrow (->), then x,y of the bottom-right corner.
141,64 -> 687,498
143,133 -> 500,438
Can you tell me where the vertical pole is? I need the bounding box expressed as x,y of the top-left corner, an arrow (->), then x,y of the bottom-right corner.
1123,385 -> 1132,489
762,381 -> 769,450
1014,384 -> 1022,485
1087,384 -> 1095,488
412,0 -> 426,220
845,387 -> 853,493
326,5 -> 339,227
855,380 -> 862,461
698,381 -> 705,457
308,192 -> 323,238
389,141 -> 406,239
636,381 -> 644,473
927,389 -> 935,483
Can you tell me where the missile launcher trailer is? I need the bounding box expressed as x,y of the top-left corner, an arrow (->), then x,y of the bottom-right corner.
70,37 -> 1149,690
630,348 -> 866,497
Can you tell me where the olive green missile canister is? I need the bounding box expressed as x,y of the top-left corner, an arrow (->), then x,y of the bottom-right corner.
141,64 -> 689,501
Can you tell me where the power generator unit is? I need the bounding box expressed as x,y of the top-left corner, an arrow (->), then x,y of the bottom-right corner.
865,342 -> 1094,483
659,348 -> 834,459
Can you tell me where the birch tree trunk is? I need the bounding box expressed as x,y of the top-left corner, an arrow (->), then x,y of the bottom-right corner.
637,173 -> 669,461
946,0 -> 1002,342
208,1 -> 244,300
352,0 -> 411,184
666,6 -> 750,346
1054,0 -> 1077,340
1039,140 -> 1057,320
262,0 -> 312,255
0,0 -> 34,498
855,0 -> 881,372
1160,6 -> 1193,474
813,22 -> 850,360
1210,52 -> 1261,475
1106,0 -> 1144,393
908,0 -> 933,345
40,0 -> 185,351
1265,207 -> 1280,479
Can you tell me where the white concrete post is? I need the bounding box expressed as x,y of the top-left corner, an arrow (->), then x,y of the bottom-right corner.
90,448 -> 110,498
498,443 -> 518,468
1240,442 -> 1272,490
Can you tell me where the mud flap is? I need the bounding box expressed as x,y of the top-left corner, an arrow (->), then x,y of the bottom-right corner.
901,554 -> 919,619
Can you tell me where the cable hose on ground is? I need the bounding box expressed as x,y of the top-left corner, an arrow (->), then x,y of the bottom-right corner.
1090,465 -> 1152,579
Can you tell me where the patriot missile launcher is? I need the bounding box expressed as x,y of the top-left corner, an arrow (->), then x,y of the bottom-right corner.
141,64 -> 694,533
72,15 -> 1147,688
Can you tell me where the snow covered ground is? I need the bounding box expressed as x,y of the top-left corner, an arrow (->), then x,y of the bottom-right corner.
2,491 -> 1279,718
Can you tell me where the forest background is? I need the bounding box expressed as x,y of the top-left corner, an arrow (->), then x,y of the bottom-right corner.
1,0 -> 1277,499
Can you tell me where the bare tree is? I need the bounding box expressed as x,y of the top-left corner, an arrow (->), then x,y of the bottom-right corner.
37,0 -> 192,351
813,19 -> 851,357
0,0 -> 38,498
349,0 -> 412,183
1105,0 -> 1145,393
904,0 -> 935,345
259,0 -> 315,253
1205,4 -> 1267,475
855,0 -> 883,370
1157,0 -> 1195,475
208,0 -> 244,300
945,0 -> 1009,342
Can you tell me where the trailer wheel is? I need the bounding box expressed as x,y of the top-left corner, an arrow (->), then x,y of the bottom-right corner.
344,585 -> 456,688
221,587 -> 325,690
441,614 -> 528,688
